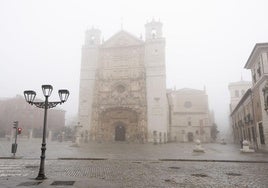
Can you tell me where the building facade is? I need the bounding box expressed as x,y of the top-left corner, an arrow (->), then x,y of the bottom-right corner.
78,20 -> 168,143
230,43 -> 268,150
167,88 -> 213,142
0,95 -> 66,139
230,89 -> 256,147
228,80 -> 251,113
228,80 -> 252,143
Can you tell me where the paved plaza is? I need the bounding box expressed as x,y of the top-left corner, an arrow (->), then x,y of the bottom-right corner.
0,138 -> 268,187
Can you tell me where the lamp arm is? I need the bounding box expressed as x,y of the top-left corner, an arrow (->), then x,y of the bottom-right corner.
32,101 -> 63,109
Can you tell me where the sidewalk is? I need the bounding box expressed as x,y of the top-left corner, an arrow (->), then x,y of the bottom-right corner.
1,138 -> 268,162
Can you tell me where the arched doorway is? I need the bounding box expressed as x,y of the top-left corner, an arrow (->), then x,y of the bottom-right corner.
115,123 -> 126,141
188,132 -> 194,142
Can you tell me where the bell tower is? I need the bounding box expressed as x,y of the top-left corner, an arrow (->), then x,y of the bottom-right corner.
145,19 -> 163,40
78,27 -> 101,138
144,19 -> 168,143
85,27 -> 101,46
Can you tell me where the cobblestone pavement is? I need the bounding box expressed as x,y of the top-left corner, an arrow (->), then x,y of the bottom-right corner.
0,159 -> 268,188
1,139 -> 268,187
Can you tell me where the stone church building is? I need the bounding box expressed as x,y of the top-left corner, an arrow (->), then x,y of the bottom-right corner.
78,20 -> 213,143
78,20 -> 168,143
167,88 -> 213,143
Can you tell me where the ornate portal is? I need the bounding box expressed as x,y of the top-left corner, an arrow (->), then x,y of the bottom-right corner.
89,32 -> 148,142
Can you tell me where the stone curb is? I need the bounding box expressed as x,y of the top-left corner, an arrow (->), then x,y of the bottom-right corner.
0,156 -> 23,159
159,158 -> 268,163
2,156 -> 268,163
58,157 -> 107,160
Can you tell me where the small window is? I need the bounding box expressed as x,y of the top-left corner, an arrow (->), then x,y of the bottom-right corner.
257,65 -> 261,77
253,73 -> 256,83
188,121 -> 191,126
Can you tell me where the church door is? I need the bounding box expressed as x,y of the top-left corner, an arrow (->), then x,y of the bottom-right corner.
115,124 -> 126,141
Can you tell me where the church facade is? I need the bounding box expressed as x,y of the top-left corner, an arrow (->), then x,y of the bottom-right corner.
78,20 -> 168,143
167,88 -> 213,143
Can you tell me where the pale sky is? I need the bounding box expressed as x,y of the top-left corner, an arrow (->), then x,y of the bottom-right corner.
0,0 -> 268,133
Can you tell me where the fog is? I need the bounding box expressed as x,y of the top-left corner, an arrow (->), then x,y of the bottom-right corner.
0,0 -> 268,134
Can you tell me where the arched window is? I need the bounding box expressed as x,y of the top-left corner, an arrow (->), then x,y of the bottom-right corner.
151,28 -> 157,38
90,35 -> 95,44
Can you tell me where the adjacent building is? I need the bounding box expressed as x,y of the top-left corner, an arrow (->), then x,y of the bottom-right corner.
0,95 -> 66,139
228,80 -> 251,113
167,88 -> 213,142
230,43 -> 268,150
230,89 -> 256,146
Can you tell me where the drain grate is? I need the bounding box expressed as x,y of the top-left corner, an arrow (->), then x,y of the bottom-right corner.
17,182 -> 42,186
132,161 -> 142,164
168,166 -> 180,169
51,181 -> 75,186
226,172 -> 242,176
191,173 -> 208,177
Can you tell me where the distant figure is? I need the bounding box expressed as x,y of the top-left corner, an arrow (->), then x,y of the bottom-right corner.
240,139 -> 243,148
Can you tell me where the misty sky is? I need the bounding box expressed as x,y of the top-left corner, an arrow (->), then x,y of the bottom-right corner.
0,0 -> 268,133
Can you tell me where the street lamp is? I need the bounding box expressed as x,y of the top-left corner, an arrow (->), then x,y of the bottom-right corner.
24,85 -> 69,180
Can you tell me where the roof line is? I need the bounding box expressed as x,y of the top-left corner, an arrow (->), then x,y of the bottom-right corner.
244,42 -> 268,69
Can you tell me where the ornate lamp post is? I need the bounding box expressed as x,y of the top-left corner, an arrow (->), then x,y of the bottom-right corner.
24,85 -> 69,180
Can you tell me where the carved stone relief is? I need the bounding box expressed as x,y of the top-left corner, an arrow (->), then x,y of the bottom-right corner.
90,43 -> 147,142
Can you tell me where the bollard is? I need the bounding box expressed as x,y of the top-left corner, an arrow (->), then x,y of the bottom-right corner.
153,131 -> 157,145
240,140 -> 254,153
193,139 -> 205,152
